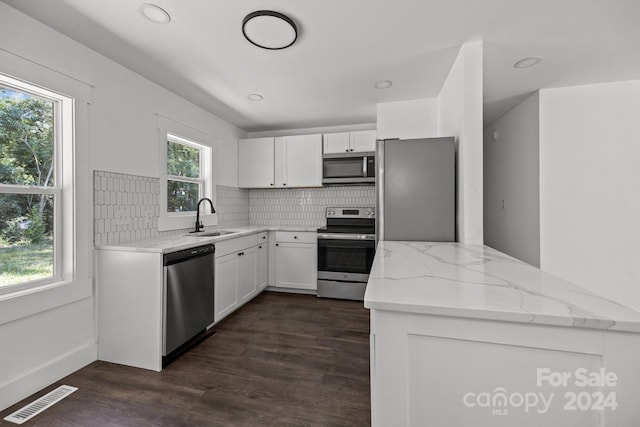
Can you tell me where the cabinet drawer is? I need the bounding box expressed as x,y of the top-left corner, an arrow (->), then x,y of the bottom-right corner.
275,231 -> 316,244
257,232 -> 268,243
215,234 -> 258,257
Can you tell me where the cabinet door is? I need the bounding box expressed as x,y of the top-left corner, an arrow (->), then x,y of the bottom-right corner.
275,242 -> 317,290
238,137 -> 275,188
323,132 -> 350,154
214,252 -> 238,322
350,130 -> 377,152
237,246 -> 258,304
257,243 -> 268,291
278,134 -> 322,188
274,136 -> 287,188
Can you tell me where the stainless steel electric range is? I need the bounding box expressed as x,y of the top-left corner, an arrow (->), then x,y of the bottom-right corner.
317,207 -> 376,301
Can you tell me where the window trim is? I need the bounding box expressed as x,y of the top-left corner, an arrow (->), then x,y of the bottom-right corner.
0,75 -> 74,296
0,47 -> 91,326
157,117 -> 217,231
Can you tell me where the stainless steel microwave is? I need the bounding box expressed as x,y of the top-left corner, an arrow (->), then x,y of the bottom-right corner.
322,151 -> 375,185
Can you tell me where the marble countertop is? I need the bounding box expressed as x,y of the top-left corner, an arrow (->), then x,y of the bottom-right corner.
364,241 -> 640,333
95,226 -> 319,253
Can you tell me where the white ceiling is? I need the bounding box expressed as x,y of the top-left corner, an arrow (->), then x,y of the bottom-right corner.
4,0 -> 640,132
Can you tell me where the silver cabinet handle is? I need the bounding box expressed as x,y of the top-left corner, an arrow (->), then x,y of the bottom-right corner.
317,233 -> 375,240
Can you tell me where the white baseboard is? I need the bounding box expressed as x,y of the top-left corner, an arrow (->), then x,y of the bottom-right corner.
0,341 -> 97,412
264,286 -> 317,295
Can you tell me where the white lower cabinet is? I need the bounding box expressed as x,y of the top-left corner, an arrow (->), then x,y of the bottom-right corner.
214,252 -> 239,322
274,231 -> 317,290
257,241 -> 268,290
97,249 -> 164,371
214,230 -> 316,320
237,245 -> 258,304
214,233 -> 260,323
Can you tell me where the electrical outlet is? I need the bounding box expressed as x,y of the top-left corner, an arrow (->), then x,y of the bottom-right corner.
144,209 -> 154,227
115,207 -> 130,225
501,200 -> 506,210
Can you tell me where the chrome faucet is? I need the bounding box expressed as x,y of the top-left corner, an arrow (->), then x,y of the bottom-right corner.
194,197 -> 216,233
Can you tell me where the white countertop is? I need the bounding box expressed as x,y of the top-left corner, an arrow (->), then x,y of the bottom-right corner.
95,226 -> 318,253
364,241 -> 640,333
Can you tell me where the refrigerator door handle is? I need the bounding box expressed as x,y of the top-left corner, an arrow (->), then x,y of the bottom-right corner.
376,139 -> 385,243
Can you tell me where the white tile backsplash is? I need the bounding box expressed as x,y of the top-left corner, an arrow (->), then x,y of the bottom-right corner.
93,170 -> 250,245
248,186 -> 375,227
93,171 -> 159,246
93,170 -> 374,244
216,185 -> 250,228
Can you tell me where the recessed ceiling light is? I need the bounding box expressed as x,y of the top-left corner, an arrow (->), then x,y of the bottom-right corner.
374,80 -> 393,89
514,57 -> 542,69
248,94 -> 264,101
242,10 -> 298,50
139,3 -> 171,24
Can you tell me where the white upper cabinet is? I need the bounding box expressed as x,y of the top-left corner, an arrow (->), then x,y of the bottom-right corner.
323,132 -> 351,154
238,137 -> 276,188
350,130 -> 377,152
323,130 -> 377,154
239,134 -> 322,188
275,134 -> 322,188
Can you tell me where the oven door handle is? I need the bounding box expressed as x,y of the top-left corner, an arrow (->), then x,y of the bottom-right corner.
317,233 -> 376,241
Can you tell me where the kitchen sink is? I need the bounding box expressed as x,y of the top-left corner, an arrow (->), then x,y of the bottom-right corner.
186,230 -> 237,237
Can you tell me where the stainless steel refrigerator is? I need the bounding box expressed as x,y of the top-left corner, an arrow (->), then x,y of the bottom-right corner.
376,137 -> 455,241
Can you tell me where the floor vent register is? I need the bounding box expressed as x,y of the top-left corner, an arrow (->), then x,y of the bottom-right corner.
3,385 -> 78,425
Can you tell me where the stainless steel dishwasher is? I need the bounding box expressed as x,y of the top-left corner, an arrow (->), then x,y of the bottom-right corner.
163,243 -> 215,359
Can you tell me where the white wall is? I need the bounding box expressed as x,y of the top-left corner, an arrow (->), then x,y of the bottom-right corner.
484,92 -> 540,266
540,80 -> 640,311
438,41 -> 484,245
376,98 -> 439,140
0,3 -> 245,411
90,67 -> 244,186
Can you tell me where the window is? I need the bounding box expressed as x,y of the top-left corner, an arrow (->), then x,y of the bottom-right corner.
157,124 -> 216,231
166,135 -> 204,213
0,75 -> 73,293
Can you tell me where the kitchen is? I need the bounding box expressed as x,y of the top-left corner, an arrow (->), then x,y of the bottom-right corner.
1,1 -> 640,426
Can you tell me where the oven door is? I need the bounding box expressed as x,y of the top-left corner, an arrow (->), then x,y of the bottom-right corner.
317,234 -> 376,281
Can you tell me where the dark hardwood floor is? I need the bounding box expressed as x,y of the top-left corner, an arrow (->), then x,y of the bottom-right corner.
1,292 -> 371,426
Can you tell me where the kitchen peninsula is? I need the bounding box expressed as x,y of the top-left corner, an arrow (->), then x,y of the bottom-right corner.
365,241 -> 640,426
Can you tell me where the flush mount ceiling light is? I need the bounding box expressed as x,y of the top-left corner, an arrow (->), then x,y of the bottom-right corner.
242,10 -> 298,50
139,3 -> 171,24
374,80 -> 393,89
247,93 -> 264,101
514,57 -> 542,69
